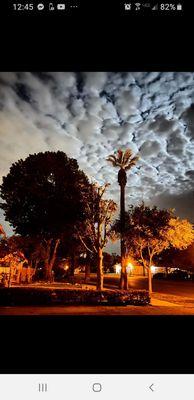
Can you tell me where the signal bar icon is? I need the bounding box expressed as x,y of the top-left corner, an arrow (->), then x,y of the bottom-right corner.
152,3 -> 158,9
38,383 -> 48,392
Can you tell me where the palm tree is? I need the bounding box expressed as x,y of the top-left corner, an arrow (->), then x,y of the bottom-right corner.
107,149 -> 139,289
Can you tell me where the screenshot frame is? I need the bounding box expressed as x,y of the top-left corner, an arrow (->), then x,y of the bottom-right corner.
0,0 -> 194,388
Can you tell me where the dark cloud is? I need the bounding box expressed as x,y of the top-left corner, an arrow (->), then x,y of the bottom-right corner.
152,190 -> 194,223
182,103 -> 194,139
14,83 -> 32,103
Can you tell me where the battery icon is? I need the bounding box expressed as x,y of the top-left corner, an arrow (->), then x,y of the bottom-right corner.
177,3 -> 182,10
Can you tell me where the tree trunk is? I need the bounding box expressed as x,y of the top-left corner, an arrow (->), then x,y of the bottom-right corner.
69,253 -> 76,277
16,270 -> 21,284
68,253 -> 76,284
148,266 -> 152,295
8,267 -> 12,288
96,196 -> 104,291
119,177 -> 128,290
26,266 -> 32,283
85,263 -> 90,282
44,239 -> 52,281
44,239 -> 60,282
142,265 -> 146,276
97,247 -> 103,291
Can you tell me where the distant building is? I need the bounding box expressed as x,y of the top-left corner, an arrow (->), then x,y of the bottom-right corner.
113,257 -> 178,276
114,256 -> 146,276
0,251 -> 34,286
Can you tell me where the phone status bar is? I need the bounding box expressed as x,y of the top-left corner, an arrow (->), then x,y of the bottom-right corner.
6,0 -> 186,16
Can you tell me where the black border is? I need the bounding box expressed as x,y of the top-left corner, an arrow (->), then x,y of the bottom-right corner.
1,8 -> 193,71
1,315 -> 193,373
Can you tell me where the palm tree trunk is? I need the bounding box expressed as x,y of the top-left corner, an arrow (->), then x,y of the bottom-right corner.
120,181 -> 128,290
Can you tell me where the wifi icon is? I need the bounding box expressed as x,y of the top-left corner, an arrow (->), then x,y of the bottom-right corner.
135,3 -> 141,10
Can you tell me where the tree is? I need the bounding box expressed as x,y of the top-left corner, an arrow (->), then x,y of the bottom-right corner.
112,203 -> 194,295
0,151 -> 92,281
6,235 -> 48,278
56,229 -> 87,280
0,224 -> 6,239
78,183 -> 117,290
107,149 -> 139,289
157,242 -> 194,273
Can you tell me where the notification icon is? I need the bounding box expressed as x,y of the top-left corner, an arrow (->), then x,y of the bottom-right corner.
57,4 -> 65,9
49,3 -> 55,10
37,3 -> 44,10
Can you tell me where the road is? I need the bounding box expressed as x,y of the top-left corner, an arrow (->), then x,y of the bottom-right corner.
128,277 -> 194,299
81,274 -> 194,299
1,301 -> 194,315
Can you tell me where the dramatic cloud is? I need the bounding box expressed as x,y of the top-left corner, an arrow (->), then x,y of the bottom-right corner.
1,72 -> 194,252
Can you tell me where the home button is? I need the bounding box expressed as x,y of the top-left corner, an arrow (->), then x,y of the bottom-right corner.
92,383 -> 102,392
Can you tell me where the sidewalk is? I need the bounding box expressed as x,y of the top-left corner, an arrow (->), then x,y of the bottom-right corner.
151,297 -> 180,307
152,292 -> 194,308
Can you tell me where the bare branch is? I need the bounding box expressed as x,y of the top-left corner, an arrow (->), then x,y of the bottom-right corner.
78,233 -> 93,254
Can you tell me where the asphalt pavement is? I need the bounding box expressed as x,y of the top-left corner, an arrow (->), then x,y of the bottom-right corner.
99,275 -> 194,299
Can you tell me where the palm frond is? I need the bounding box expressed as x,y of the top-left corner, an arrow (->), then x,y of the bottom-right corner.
107,155 -> 116,162
125,156 -> 139,170
107,155 -> 119,167
131,155 -> 140,164
117,149 -> 123,164
123,149 -> 133,165
107,149 -> 139,170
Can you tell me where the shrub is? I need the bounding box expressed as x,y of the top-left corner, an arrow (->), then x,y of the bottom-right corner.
0,287 -> 150,306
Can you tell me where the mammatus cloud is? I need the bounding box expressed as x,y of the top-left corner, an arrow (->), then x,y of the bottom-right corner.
0,72 -> 194,253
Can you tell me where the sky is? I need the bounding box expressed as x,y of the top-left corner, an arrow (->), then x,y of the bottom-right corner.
0,72 -> 194,252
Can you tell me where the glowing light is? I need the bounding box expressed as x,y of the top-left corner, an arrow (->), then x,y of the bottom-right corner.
64,264 -> 69,271
115,262 -> 133,274
115,264 -> 121,274
126,263 -> 133,274
151,266 -> 157,274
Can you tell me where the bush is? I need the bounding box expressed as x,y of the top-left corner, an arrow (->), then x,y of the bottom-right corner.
0,287 -> 150,306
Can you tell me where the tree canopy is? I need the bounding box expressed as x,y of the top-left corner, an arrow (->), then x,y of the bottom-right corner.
112,203 -> 194,268
111,203 -> 194,293
0,151 -> 91,237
